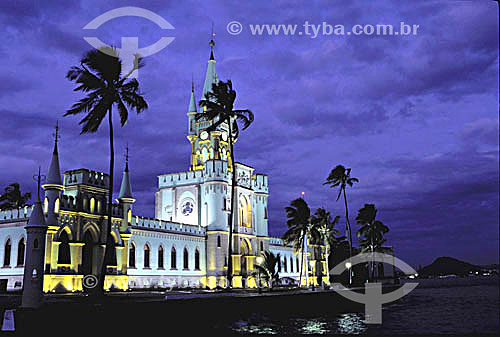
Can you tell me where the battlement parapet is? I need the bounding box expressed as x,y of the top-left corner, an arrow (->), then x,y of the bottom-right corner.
0,206 -> 33,222
64,169 -> 109,189
252,174 -> 269,194
131,215 -> 206,236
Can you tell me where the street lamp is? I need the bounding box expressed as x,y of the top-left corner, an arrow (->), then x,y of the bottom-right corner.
256,256 -> 264,293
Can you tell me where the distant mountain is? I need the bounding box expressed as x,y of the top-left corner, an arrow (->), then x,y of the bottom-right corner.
418,257 -> 481,277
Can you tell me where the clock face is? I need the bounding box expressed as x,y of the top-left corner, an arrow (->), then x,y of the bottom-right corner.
200,131 -> 208,140
221,131 -> 228,141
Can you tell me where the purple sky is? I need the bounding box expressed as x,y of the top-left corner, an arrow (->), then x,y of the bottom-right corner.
0,1 -> 498,268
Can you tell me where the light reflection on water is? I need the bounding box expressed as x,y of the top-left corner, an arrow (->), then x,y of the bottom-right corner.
336,313 -> 367,334
226,277 -> 498,335
229,312 -> 368,335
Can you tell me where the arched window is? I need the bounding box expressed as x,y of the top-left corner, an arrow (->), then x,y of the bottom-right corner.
129,242 -> 136,268
195,249 -> 200,270
217,235 -> 221,248
43,197 -> 49,213
3,239 -> 11,267
260,241 -> 264,252
33,239 -> 38,249
278,257 -> 281,273
290,256 -> 294,273
54,198 -> 60,214
144,244 -> 150,268
296,257 -> 299,272
170,247 -> 177,269
264,207 -> 268,219
90,198 -> 95,213
158,246 -> 164,269
17,238 -> 25,266
183,248 -> 189,270
57,231 -> 71,265
284,257 -> 287,272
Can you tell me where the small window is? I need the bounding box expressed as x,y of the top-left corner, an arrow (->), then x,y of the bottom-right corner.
33,239 -> 38,249
260,241 -> 264,252
284,257 -> 287,272
278,257 -> 281,273
290,256 -> 294,273
183,248 -> 189,270
129,242 -> 136,268
54,198 -> 60,214
158,246 -> 164,269
217,235 -> 221,248
43,197 -> 49,214
144,245 -> 150,268
3,239 -> 11,267
17,238 -> 25,266
170,247 -> 177,269
195,249 -> 200,270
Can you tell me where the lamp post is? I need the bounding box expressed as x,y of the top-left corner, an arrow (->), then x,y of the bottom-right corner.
256,256 -> 263,294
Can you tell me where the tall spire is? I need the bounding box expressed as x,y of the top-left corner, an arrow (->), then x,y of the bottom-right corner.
188,77 -> 197,112
28,167 -> 46,227
202,26 -> 218,99
118,144 -> 133,200
45,122 -> 62,186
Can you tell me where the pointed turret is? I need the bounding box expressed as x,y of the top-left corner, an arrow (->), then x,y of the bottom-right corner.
117,146 -> 135,233
22,167 -> 47,308
46,122 -> 62,186
188,80 -> 197,113
118,146 -> 133,200
28,171 -> 46,228
42,123 -> 64,225
202,38 -> 218,100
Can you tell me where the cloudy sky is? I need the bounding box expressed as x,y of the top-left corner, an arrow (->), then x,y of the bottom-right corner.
0,0 -> 498,268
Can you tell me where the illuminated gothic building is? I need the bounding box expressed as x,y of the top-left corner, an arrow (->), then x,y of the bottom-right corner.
0,41 -> 327,292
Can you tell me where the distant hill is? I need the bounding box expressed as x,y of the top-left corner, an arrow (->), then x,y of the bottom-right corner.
418,257 -> 481,277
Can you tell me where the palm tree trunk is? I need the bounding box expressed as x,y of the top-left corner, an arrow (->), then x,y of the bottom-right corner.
343,188 -> 353,285
325,240 -> 330,286
227,119 -> 235,288
97,108 -> 115,295
304,232 -> 309,287
299,231 -> 304,287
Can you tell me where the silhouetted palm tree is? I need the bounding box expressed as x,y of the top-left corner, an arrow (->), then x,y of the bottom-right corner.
197,80 -> 254,288
282,198 -> 313,287
253,250 -> 280,289
355,204 -> 389,280
0,183 -> 31,210
65,47 -> 148,295
311,208 -> 343,285
324,165 -> 359,284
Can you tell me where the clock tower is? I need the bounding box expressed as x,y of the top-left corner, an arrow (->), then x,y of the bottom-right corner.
187,38 -> 236,172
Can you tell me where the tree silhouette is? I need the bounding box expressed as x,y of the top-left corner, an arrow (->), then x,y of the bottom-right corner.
196,79 -> 253,288
65,47 -> 148,295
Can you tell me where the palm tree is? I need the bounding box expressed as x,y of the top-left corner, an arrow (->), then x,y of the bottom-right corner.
65,47 -> 148,294
355,204 -> 389,280
310,208 -> 343,286
196,80 -> 254,288
323,165 -> 359,285
282,198 -> 312,287
253,250 -> 280,289
0,183 -> 31,210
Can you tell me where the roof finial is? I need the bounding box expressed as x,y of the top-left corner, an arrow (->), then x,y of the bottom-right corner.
33,167 -> 45,202
125,143 -> 129,172
209,22 -> 215,60
52,121 -> 60,154
192,73 -> 194,92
